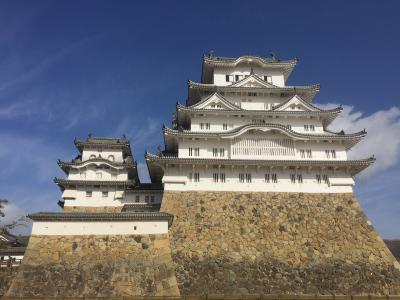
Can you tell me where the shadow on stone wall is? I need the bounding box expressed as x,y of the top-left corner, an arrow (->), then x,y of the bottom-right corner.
161,191 -> 400,295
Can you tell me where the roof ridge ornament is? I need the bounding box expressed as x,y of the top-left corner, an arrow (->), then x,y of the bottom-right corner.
269,52 -> 278,62
250,67 -> 254,75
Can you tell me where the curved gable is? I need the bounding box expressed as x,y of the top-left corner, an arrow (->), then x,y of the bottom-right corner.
273,95 -> 321,112
189,92 -> 242,110
231,74 -> 276,88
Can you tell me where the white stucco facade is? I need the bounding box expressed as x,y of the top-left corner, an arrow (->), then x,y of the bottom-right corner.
147,55 -> 372,193
31,220 -> 169,235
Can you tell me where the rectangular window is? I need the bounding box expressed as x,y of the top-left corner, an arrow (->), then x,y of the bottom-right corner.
220,173 -> 226,183
213,148 -> 218,157
239,173 -> 245,183
306,149 -> 312,158
331,150 -> 336,158
297,174 -> 303,184
300,149 -> 305,158
272,173 -> 278,183
246,173 -> 252,183
223,123 -> 228,130
265,173 -> 270,183
219,148 -> 225,157
189,147 -> 193,156
194,173 -> 200,182
135,195 -> 140,202
194,148 -> 200,156
264,76 -> 272,83
247,92 -> 257,97
205,123 -> 210,130
323,174 -> 329,184
316,174 -> 321,184
310,125 -> 315,132
200,123 -> 204,130
86,191 -> 92,198
304,125 -> 309,132
290,174 -> 296,184
286,124 -> 292,130
150,196 -> 155,203
226,75 -> 230,82
325,150 -> 331,159
213,173 -> 219,183
145,195 -> 149,203
102,191 -> 108,198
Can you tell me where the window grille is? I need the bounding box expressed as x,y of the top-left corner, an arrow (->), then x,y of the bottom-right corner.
135,195 -> 140,202
297,174 -> 303,184
306,149 -> 312,158
86,191 -> 92,197
304,125 -> 309,132
189,148 -> 193,156
323,174 -> 329,184
300,149 -> 305,158
213,148 -> 218,157
223,123 -> 228,130
102,191 -> 108,198
310,125 -> 315,132
145,196 -> 149,203
265,173 -> 270,183
272,173 -> 278,183
194,148 -> 200,156
194,173 -> 200,182
331,150 -> 336,158
325,150 -> 331,158
248,92 -> 257,97
316,174 -> 321,184
239,173 -> 245,183
150,196 -> 155,203
232,138 -> 295,157
219,148 -> 225,157
213,173 -> 219,183
220,173 -> 226,183
246,173 -> 252,183
200,123 -> 204,130
205,123 -> 210,130
290,174 -> 296,183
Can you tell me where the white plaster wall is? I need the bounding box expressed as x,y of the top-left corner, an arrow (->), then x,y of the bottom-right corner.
190,115 -> 324,133
31,220 -> 169,235
162,166 -> 354,193
68,166 -> 127,181
213,67 -> 285,87
82,149 -> 124,162
177,137 -> 347,160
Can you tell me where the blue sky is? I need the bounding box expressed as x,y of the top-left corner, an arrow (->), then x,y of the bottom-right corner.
0,1 -> 399,238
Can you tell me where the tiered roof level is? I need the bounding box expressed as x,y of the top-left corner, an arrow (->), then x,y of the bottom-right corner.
146,54 -> 374,193
56,136 -> 163,211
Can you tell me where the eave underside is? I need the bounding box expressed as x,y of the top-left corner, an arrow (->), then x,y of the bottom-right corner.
146,155 -> 375,183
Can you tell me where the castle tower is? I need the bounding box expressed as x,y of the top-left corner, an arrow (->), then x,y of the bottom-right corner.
57,136 -> 163,212
147,54 -> 400,294
6,137 -> 179,297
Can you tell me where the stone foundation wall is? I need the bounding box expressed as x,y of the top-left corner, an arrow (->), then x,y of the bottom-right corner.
63,206 -> 123,212
6,234 -> 179,297
161,191 -> 400,295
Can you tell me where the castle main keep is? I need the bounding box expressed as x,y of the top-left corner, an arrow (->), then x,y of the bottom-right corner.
6,54 -> 400,297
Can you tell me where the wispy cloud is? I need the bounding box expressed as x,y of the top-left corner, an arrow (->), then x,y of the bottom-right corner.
318,103 -> 400,178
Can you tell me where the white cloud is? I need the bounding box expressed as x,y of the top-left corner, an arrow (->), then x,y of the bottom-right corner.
318,103 -> 400,178
0,201 -> 32,236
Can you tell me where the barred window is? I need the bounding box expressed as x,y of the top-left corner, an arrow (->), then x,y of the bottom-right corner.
220,173 -> 226,183
150,196 -> 155,203
264,76 -> 272,83
205,123 -> 210,130
325,150 -> 331,158
300,149 -> 305,158
239,173 -> 245,183
86,191 -> 92,197
310,125 -> 315,132
213,148 -> 218,157
272,173 -> 278,183
306,149 -> 312,158
102,191 -> 108,198
265,173 -> 270,183
331,150 -> 336,158
145,196 -> 149,203
213,173 -> 219,183
297,174 -> 303,184
194,173 -> 200,182
248,92 -> 257,97
223,123 -> 228,130
286,124 -> 292,130
290,174 -> 296,184
219,148 -> 225,157
200,123 -> 204,130
323,174 -> 329,184
316,174 -> 321,184
194,148 -> 200,156
135,195 -> 140,202
189,147 -> 193,156
304,125 -> 309,132
246,173 -> 252,183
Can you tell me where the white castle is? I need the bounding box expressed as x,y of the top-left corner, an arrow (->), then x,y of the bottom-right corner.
146,54 -> 373,194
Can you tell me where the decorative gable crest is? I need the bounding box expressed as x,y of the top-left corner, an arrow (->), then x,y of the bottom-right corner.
231,74 -> 276,88
273,95 -> 321,112
189,92 -> 242,110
